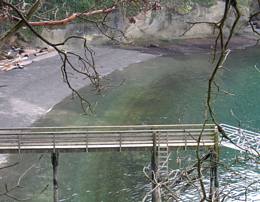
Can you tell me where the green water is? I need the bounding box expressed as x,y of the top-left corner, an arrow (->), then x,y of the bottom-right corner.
3,47 -> 260,201
39,54 -> 212,126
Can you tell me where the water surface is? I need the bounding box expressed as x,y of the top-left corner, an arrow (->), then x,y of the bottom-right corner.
2,47 -> 260,201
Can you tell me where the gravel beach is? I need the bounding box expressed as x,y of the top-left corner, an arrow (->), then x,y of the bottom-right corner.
0,46 -> 157,128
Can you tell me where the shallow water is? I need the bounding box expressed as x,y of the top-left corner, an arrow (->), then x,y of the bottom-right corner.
2,47 -> 260,201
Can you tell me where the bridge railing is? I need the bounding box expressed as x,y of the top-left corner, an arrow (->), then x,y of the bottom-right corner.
0,124 -> 217,153
220,124 -> 260,154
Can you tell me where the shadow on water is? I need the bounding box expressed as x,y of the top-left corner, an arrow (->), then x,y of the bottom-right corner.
2,47 -> 260,201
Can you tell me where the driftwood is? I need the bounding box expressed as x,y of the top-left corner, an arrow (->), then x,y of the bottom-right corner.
0,59 -> 32,71
0,48 -> 54,71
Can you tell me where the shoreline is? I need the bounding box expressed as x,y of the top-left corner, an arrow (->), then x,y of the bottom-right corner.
0,35 -> 258,129
0,46 -> 157,129
118,35 -> 259,55
0,45 -> 158,166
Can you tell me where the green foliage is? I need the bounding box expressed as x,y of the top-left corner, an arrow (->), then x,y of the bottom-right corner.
176,0 -> 194,14
192,0 -> 216,7
11,0 -> 116,21
9,0 -> 221,21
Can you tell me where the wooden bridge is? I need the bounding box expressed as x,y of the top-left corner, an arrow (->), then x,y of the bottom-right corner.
0,124 -> 217,153
1,124 -> 258,202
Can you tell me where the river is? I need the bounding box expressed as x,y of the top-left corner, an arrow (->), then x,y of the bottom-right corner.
1,46 -> 259,201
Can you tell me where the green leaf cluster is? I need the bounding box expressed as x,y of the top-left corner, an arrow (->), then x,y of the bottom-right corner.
11,0 -> 116,20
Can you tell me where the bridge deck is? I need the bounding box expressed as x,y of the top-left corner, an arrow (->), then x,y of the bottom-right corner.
0,124 -> 217,153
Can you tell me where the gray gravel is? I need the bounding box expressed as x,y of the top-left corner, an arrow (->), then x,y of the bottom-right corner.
0,46 -> 157,127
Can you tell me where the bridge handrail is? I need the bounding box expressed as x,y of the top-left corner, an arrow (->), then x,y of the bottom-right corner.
0,124 -> 215,131
0,129 -> 216,136
220,124 -> 259,136
220,123 -> 259,155
0,124 -> 217,153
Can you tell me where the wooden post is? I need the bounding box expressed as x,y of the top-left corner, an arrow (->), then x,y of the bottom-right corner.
151,133 -> 161,202
209,130 -> 219,201
214,133 -> 219,202
51,152 -> 59,202
209,149 -> 214,201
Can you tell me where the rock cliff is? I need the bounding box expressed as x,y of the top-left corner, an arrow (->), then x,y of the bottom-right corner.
125,1 -> 252,42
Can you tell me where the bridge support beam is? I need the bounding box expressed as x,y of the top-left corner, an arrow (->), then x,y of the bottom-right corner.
151,133 -> 161,202
209,148 -> 219,201
51,152 -> 59,202
209,132 -> 219,202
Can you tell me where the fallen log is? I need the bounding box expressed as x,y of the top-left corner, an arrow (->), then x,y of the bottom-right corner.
0,47 -> 55,71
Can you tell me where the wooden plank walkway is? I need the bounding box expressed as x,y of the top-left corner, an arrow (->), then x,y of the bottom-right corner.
0,124 -> 217,153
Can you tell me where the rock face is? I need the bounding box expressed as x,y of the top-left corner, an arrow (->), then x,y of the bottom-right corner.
249,0 -> 260,29
32,1 -> 255,46
250,0 -> 260,18
125,1 -> 250,42
35,23 -> 93,47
